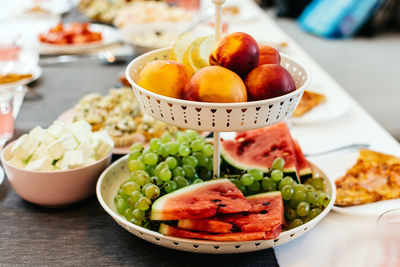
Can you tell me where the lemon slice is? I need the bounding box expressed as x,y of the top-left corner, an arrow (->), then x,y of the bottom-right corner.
191,35 -> 215,70
170,32 -> 197,63
182,40 -> 197,75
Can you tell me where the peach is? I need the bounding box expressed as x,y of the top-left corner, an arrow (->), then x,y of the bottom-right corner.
245,64 -> 296,101
137,60 -> 191,99
182,66 -> 247,103
209,32 -> 259,78
258,45 -> 281,65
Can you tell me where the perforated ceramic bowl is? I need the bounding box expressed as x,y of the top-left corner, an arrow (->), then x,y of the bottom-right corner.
97,155 -> 335,254
126,48 -> 310,132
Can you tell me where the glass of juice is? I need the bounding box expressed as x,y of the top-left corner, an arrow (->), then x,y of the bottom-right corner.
0,88 -> 14,147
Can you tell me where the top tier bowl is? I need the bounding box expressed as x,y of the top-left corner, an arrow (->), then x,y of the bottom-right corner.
126,47 -> 311,132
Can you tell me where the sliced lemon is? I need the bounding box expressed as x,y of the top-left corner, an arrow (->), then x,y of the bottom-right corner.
191,35 -> 215,70
182,40 -> 197,75
170,32 -> 197,63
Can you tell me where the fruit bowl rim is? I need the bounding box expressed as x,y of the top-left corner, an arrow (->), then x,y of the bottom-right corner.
125,47 -> 311,108
96,154 -> 336,246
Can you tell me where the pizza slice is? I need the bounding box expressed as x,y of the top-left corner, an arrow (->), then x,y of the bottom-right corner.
293,90 -> 326,117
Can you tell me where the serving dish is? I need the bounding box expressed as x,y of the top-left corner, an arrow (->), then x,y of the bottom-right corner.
97,155 -> 335,253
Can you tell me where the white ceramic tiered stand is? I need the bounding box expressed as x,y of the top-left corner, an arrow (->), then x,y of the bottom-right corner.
98,0 -> 335,254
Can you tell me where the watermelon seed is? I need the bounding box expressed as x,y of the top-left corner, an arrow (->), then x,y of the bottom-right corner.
217,204 -> 227,207
214,246 -> 220,249
263,202 -> 270,206
235,245 -> 241,248
259,210 -> 268,214
211,199 -> 221,203
255,243 -> 261,247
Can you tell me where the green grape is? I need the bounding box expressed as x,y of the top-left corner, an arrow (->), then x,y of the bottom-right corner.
123,207 -> 134,220
304,184 -> 315,192
311,177 -> 325,191
143,152 -> 158,165
130,218 -> 143,226
121,181 -> 140,195
145,184 -> 160,199
261,178 -> 277,191
155,161 -> 168,176
141,183 -> 153,194
177,134 -> 190,145
182,156 -> 198,168
132,208 -> 145,220
297,201 -> 310,217
198,167 -> 212,180
172,166 -> 185,177
288,218 -> 303,229
158,144 -> 171,158
137,155 -> 144,162
174,176 -> 189,188
286,208 -> 298,221
240,173 -> 254,186
145,165 -> 155,177
193,173 -> 199,180
128,191 -> 143,207
186,130 -> 198,141
136,197 -> 151,210
303,178 -> 313,185
130,143 -> 143,151
165,157 -> 178,169
308,208 -> 322,220
230,179 -> 246,193
129,159 -> 145,172
289,191 -> 306,209
270,170 -> 283,182
281,185 -> 294,200
159,168 -> 172,181
192,152 -> 208,167
202,144 -> 213,157
149,138 -> 161,152
168,142 -> 180,155
272,157 -> 285,170
318,192 -> 331,207
193,178 -> 203,184
134,170 -> 151,186
128,149 -> 141,161
279,176 -> 295,190
191,139 -> 205,152
183,164 -> 196,180
161,132 -> 173,143
247,181 -> 261,192
115,197 -> 129,214
205,157 -> 213,171
117,189 -> 129,200
248,169 -> 264,181
293,184 -> 306,194
305,191 -> 319,206
164,180 -> 178,193
179,144 -> 191,156
151,176 -> 163,186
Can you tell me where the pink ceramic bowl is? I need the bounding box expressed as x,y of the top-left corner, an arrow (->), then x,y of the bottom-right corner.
1,140 -> 112,207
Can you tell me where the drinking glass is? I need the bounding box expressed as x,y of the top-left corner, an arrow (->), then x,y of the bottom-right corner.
0,88 -> 14,148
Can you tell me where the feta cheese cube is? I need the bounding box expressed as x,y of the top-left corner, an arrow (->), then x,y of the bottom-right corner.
47,139 -> 66,159
84,157 -> 96,166
64,150 -> 84,169
55,157 -> 67,170
11,134 -> 40,161
69,120 -> 92,144
47,121 -> 71,138
59,134 -> 78,150
91,130 -> 114,159
78,142 -> 95,159
8,156 -> 26,168
25,158 -> 54,171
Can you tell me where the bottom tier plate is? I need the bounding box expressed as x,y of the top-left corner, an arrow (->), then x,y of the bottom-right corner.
96,155 -> 336,254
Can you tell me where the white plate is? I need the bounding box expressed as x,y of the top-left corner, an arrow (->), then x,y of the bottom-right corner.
0,64 -> 42,89
291,85 -> 351,125
39,24 -> 121,55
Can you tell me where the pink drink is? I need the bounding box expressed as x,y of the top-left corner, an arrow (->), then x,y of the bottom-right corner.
0,102 -> 13,141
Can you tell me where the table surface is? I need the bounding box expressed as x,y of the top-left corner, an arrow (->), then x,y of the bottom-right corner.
2,1 -> 400,266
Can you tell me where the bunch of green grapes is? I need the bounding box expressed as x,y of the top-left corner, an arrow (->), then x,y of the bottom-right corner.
228,158 -> 331,229
114,130 -> 214,228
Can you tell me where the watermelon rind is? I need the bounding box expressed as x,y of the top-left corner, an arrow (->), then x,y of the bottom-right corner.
245,191 -> 282,200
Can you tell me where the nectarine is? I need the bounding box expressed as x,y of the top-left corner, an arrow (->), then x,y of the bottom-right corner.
137,60 -> 191,99
245,64 -> 296,101
209,32 -> 259,78
258,45 -> 281,65
183,66 -> 247,103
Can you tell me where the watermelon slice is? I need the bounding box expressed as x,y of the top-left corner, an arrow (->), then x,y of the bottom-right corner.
177,219 -> 233,233
150,179 -> 251,221
221,123 -> 301,183
221,191 -> 284,232
292,139 -> 312,180
159,223 -> 267,241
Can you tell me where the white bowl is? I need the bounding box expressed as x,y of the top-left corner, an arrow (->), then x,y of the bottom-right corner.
1,140 -> 112,207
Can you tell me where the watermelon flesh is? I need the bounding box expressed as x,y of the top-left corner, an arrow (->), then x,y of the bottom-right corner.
151,179 -> 251,221
292,139 -> 312,180
177,219 -> 233,233
221,122 -> 300,183
159,223 -> 267,242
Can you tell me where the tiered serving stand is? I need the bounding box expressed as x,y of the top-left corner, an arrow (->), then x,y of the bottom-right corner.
96,0 -> 336,254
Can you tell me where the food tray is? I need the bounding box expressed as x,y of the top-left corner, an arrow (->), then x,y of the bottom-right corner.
97,155 -> 336,254
126,48 -> 311,132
